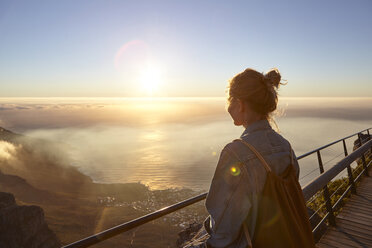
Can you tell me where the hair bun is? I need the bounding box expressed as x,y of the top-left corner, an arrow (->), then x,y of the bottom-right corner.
264,68 -> 281,88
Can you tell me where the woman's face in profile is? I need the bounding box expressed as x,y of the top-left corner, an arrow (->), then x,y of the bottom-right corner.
227,97 -> 261,127
227,97 -> 243,126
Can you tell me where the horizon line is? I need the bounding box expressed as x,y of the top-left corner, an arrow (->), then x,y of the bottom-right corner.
0,96 -> 371,99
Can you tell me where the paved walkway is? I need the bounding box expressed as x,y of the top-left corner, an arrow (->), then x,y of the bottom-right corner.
317,175 -> 372,248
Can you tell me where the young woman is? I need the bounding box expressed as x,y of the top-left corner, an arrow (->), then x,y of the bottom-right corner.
186,68 -> 315,248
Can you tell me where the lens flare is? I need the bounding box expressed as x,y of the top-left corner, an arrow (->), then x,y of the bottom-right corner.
114,40 -> 148,71
230,165 -> 241,176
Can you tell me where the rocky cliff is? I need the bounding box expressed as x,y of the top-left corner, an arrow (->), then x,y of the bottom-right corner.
0,192 -> 61,248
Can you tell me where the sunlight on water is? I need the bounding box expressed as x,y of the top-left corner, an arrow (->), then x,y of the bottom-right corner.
0,97 -> 371,190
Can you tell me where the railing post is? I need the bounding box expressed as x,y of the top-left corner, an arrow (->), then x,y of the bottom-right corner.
367,129 -> 372,155
358,133 -> 369,177
343,139 -> 356,194
317,150 -> 336,226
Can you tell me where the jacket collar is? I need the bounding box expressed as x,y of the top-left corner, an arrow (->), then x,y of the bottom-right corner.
240,119 -> 272,138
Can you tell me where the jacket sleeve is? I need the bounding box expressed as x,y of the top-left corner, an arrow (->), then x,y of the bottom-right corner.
204,144 -> 253,248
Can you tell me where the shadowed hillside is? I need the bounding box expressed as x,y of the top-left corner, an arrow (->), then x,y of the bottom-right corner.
0,192 -> 61,248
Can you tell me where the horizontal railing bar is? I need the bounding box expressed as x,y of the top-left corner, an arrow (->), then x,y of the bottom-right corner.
62,193 -> 207,248
354,159 -> 371,183
302,139 -> 372,202
312,212 -> 329,234
354,169 -> 365,183
297,128 -> 371,160
328,177 -> 348,199
298,140 -> 344,160
332,184 -> 352,211
309,202 -> 326,221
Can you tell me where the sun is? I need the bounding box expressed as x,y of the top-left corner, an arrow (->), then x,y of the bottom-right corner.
139,65 -> 163,96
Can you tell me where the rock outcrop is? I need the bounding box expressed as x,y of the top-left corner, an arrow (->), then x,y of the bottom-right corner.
0,192 -> 61,248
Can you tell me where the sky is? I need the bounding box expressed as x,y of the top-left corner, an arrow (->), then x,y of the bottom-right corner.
0,0 -> 371,97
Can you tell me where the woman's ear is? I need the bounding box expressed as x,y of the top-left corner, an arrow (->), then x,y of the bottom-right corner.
238,99 -> 245,113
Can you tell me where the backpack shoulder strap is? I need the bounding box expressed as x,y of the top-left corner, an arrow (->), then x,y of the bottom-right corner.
233,138 -> 272,173
243,223 -> 253,248
289,143 -> 294,165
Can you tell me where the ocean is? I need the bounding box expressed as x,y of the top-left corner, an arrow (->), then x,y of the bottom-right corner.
0,97 -> 371,191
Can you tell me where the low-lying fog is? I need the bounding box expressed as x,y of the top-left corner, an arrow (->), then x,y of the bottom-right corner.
0,97 -> 371,190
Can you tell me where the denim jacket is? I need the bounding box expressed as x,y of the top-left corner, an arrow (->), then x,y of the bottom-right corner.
204,119 -> 300,248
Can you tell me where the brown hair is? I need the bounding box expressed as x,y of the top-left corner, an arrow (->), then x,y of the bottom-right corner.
227,68 -> 284,120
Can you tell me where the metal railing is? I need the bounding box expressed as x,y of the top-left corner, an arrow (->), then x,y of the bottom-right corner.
63,127 -> 372,248
302,138 -> 371,233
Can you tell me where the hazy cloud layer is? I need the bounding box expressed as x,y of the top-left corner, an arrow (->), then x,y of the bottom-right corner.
0,97 -> 371,132
0,98 -> 227,131
279,97 -> 372,121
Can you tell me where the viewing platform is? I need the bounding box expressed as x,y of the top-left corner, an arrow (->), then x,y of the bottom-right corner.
317,175 -> 372,248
